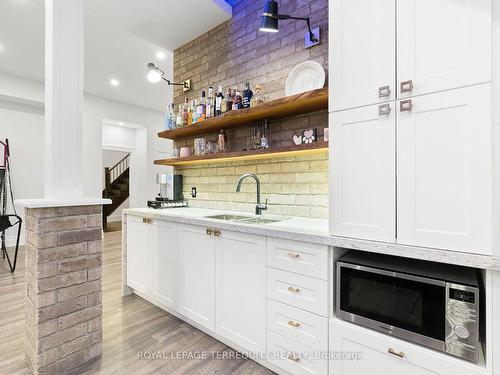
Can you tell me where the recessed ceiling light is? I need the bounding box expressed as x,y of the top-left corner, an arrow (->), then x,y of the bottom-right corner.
110,79 -> 120,87
156,51 -> 166,60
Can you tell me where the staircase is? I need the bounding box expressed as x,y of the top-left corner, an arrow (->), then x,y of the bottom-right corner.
102,154 -> 130,228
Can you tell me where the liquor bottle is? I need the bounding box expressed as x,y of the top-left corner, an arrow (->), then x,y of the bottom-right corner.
206,86 -> 214,118
242,82 -> 253,108
191,99 -> 198,123
197,91 -> 206,122
232,91 -> 243,110
223,87 -> 232,113
250,84 -> 265,107
215,86 -> 224,116
176,104 -> 183,128
165,102 -> 175,129
182,97 -> 190,126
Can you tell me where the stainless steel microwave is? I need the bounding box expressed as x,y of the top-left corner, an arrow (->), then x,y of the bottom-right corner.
336,251 -> 481,363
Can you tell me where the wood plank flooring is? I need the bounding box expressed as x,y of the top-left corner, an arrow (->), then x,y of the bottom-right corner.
0,231 -> 275,375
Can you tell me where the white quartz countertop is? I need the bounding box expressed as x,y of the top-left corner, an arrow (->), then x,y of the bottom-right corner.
124,207 -> 500,270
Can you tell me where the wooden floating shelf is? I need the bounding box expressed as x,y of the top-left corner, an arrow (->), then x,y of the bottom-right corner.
154,141 -> 329,167
157,88 -> 328,141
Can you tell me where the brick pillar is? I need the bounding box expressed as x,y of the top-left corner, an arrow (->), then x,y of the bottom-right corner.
24,205 -> 103,374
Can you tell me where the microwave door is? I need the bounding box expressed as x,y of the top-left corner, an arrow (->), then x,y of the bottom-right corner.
337,263 -> 446,352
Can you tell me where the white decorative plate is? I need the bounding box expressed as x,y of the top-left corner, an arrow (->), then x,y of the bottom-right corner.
285,61 -> 325,96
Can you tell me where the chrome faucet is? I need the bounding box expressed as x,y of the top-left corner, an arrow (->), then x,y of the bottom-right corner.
236,173 -> 268,215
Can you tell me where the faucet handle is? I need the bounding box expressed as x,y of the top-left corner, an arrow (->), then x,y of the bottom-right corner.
264,198 -> 268,209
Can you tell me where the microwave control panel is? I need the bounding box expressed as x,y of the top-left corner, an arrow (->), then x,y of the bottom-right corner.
445,283 -> 480,364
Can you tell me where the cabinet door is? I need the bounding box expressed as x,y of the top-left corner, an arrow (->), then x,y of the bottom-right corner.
330,0 -> 395,111
215,230 -> 266,353
178,224 -> 216,331
329,319 -> 484,375
397,85 -> 492,254
397,0 -> 491,99
126,216 -> 152,293
330,106 -> 396,242
151,220 -> 178,311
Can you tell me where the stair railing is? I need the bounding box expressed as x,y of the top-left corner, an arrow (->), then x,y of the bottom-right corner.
104,154 -> 130,197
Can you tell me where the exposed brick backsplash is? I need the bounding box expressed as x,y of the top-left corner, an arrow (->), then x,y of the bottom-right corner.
173,0 -> 328,219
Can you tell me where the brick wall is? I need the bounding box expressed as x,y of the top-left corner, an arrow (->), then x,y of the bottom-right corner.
173,0 -> 329,219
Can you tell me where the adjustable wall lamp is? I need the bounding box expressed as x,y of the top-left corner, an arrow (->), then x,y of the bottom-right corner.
146,63 -> 191,92
259,0 -> 320,48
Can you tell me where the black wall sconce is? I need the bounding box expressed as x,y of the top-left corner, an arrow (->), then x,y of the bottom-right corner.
259,0 -> 320,48
146,63 -> 191,92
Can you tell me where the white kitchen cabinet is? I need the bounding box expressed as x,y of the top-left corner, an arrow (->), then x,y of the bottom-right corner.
215,230 -> 267,353
151,220 -> 178,310
330,106 -> 396,242
397,84 -> 492,254
329,319 -> 485,375
397,0 -> 491,99
126,215 -> 152,293
330,0 -> 395,111
178,224 -> 216,331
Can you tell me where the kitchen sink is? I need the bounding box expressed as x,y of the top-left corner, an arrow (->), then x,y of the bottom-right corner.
204,214 -> 284,225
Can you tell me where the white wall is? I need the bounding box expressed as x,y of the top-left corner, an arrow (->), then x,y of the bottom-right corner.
0,74 -> 172,245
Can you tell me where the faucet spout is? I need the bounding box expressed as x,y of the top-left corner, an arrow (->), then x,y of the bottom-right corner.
235,173 -> 268,215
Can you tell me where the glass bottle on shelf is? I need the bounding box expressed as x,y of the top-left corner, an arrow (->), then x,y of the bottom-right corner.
218,129 -> 227,152
242,81 -> 253,108
260,120 -> 270,148
215,86 -> 224,116
232,91 -> 243,110
182,97 -> 190,126
224,87 -> 232,113
176,104 -> 183,128
197,91 -> 206,122
191,99 -> 198,123
164,103 -> 173,130
250,84 -> 265,107
206,86 -> 214,118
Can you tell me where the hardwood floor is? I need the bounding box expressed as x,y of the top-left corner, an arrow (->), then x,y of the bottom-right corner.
0,232 -> 275,375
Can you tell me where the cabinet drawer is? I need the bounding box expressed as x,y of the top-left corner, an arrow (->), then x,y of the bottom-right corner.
267,268 -> 328,316
267,331 -> 328,375
267,238 -> 328,280
330,319 -> 485,375
267,299 -> 328,352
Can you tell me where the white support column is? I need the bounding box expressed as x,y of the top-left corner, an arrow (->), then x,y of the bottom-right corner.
44,0 -> 84,199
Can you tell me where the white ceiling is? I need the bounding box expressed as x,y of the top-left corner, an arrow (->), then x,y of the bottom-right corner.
0,0 -> 232,111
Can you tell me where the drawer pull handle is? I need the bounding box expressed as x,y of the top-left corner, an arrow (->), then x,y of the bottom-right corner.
206,228 -> 213,235
378,103 -> 391,116
143,218 -> 152,224
378,85 -> 391,98
400,80 -> 413,93
400,100 -> 413,112
213,229 -> 221,237
287,286 -> 300,293
287,252 -> 300,258
287,320 -> 300,328
287,353 -> 300,363
388,348 -> 405,358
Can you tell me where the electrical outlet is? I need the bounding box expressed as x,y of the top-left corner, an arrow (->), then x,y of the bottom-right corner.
191,187 -> 197,198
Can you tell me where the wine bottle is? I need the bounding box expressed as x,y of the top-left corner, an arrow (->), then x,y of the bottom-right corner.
242,81 -> 253,108
215,86 -> 224,116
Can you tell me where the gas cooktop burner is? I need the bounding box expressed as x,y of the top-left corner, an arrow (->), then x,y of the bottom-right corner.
147,198 -> 188,209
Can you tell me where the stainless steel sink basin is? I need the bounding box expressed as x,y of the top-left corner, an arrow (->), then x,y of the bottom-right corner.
204,214 -> 285,225
205,214 -> 254,221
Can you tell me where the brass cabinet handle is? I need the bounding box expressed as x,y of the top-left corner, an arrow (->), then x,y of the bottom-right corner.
388,348 -> 405,358
213,229 -> 221,237
143,218 -> 152,224
287,252 -> 300,258
287,353 -> 300,363
378,85 -> 391,98
400,99 -> 413,112
206,228 -> 213,235
287,320 -> 300,328
400,80 -> 413,93
287,286 -> 300,293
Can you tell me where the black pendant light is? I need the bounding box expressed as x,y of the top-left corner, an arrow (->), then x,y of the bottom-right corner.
259,0 -> 319,44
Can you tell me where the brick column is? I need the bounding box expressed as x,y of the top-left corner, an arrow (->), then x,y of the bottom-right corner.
24,205 -> 103,374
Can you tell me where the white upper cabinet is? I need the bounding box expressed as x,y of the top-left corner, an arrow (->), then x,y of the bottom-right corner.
178,224 -> 216,330
397,84 -> 492,254
215,230 -> 267,353
330,0 -> 396,112
397,0 -> 492,99
330,106 -> 396,242
151,220 -> 178,311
